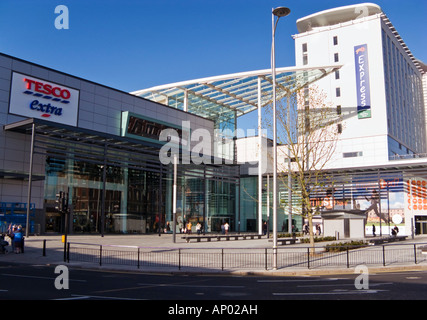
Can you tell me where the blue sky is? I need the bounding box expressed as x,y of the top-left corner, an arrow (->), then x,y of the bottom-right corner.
1,0 -> 426,131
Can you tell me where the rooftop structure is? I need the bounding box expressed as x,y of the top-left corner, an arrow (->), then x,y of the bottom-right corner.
131,65 -> 341,121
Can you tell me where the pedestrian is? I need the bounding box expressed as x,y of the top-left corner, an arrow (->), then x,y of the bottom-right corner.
186,221 -> 192,234
304,224 -> 309,236
392,225 -> 399,236
6,224 -> 15,252
316,224 -> 321,236
0,233 -> 8,254
221,222 -> 225,234
372,224 -> 376,237
12,225 -> 23,253
196,222 -> 202,235
262,221 -> 267,236
224,222 -> 229,235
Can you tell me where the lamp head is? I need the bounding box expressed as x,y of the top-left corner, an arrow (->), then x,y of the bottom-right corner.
272,7 -> 291,18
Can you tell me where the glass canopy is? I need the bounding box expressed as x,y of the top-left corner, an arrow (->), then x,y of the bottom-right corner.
131,65 -> 342,121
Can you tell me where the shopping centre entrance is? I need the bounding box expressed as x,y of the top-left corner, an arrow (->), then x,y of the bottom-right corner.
415,216 -> 427,235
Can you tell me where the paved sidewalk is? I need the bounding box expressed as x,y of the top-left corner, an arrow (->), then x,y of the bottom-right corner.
1,233 -> 427,276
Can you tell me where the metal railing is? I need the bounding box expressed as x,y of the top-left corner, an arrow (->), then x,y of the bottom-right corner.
65,242 -> 427,271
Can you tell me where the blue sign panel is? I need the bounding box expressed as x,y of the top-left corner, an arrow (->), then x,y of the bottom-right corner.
354,44 -> 371,119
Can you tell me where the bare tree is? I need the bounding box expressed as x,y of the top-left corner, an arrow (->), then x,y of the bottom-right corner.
264,84 -> 343,253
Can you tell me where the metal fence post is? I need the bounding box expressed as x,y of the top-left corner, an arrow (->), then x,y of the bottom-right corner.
414,244 -> 417,265
346,246 -> 350,268
221,249 -> 224,271
67,242 -> 70,263
100,245 -> 102,266
265,248 -> 268,270
42,239 -> 46,257
307,248 -> 310,269
178,248 -> 181,270
382,245 -> 386,267
137,247 -> 140,269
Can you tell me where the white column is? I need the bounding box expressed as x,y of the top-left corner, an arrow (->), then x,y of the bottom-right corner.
258,76 -> 263,235
183,90 -> 188,112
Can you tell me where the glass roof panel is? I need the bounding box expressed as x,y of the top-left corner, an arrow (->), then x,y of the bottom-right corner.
131,65 -> 341,121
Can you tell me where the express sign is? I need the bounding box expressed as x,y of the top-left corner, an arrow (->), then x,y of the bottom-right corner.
9,72 -> 79,126
354,44 -> 371,119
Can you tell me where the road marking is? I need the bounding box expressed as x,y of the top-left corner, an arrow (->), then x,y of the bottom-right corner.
220,292 -> 249,297
54,296 -> 91,300
258,278 -> 344,283
138,283 -> 245,288
297,282 -> 393,288
0,273 -> 86,282
273,289 -> 389,296
93,278 -> 243,295
54,294 -> 143,300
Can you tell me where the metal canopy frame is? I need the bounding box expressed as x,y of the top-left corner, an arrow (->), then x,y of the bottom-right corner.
131,65 -> 342,120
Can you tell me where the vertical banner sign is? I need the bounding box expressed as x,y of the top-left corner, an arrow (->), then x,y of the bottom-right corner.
354,44 -> 371,119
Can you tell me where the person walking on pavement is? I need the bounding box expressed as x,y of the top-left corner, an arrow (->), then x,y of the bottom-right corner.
224,222 -> 229,235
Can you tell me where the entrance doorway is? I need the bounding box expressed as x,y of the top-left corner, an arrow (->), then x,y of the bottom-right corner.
211,217 -> 234,233
415,216 -> 427,235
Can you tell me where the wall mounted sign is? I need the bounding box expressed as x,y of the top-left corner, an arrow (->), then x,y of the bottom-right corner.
405,177 -> 427,213
9,72 -> 79,126
354,44 -> 371,119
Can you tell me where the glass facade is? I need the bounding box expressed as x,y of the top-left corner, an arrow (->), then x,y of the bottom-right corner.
44,154 -> 239,234
240,177 -> 258,232
11,118 -> 239,235
382,28 -> 426,157
239,176 -> 304,233
238,169 -> 417,235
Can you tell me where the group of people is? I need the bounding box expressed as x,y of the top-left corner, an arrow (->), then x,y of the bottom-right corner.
302,223 -> 322,236
220,222 -> 230,235
4,224 -> 24,254
371,224 -> 400,237
179,221 -> 204,235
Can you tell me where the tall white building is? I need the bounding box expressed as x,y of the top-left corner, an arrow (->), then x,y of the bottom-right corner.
293,3 -> 426,169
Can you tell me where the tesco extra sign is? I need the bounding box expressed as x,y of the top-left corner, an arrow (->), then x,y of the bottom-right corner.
9,72 -> 79,126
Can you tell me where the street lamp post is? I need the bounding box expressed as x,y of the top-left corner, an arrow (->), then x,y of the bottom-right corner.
271,6 -> 290,270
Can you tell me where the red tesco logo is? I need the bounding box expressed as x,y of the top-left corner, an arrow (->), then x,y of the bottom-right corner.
23,78 -> 71,100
